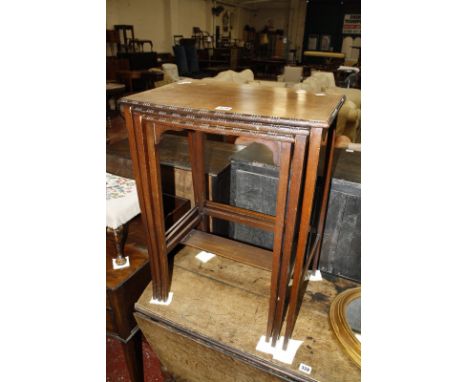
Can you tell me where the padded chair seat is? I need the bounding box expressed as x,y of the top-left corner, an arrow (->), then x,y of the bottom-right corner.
106,173 -> 140,229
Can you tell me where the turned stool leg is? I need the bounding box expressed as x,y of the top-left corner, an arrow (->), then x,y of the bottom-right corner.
109,224 -> 129,266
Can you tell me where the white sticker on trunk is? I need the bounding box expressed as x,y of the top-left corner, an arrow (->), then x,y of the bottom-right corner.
299,363 -> 312,374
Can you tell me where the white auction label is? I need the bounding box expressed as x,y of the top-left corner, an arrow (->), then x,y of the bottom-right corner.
195,251 -> 216,263
298,363 -> 312,374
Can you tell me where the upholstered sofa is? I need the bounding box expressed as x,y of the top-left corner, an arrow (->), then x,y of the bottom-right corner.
202,69 -> 288,88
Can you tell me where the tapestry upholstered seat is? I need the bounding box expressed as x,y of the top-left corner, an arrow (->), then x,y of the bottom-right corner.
106,173 -> 140,268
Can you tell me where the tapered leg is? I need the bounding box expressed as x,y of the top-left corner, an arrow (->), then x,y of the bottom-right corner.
311,125 -> 337,272
123,106 -> 169,301
266,141 -> 292,345
283,128 -> 323,348
144,121 -> 170,299
283,126 -> 337,350
271,135 -> 308,342
187,130 -> 209,232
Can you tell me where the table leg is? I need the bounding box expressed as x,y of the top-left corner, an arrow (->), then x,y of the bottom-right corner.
283,128 -> 323,349
271,135 -> 308,342
144,120 -> 171,299
283,125 -> 337,349
311,124 -> 337,272
123,107 -> 170,301
266,141 -> 292,345
188,130 -> 209,232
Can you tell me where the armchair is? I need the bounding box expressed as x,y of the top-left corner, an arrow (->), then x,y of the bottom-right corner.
202,69 -> 254,84
277,66 -> 303,86
294,71 -> 361,144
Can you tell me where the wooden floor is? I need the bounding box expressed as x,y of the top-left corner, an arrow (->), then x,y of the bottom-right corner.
135,243 -> 360,382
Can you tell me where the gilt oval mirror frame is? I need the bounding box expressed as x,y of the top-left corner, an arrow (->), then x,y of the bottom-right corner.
329,287 -> 361,367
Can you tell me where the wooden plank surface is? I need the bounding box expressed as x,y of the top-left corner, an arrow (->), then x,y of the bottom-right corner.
135,246 -> 360,382
181,229 -> 273,271
120,81 -> 345,127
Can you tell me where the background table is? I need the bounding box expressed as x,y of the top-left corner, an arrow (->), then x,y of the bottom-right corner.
116,70 -> 163,92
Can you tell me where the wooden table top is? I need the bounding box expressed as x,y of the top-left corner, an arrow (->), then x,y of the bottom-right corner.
120,80 -> 345,129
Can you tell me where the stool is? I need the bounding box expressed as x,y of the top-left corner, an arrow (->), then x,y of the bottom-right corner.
106,173 -> 140,269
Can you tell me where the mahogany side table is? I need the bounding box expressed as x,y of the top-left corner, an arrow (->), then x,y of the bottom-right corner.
120,81 -> 344,348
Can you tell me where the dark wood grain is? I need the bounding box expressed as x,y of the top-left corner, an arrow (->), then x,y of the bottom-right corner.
283,128 -> 323,348
312,124 -> 337,271
120,80 -> 344,128
188,130 -> 209,231
267,141 -> 291,344
124,107 -> 162,300
271,135 -> 308,341
204,200 -> 276,232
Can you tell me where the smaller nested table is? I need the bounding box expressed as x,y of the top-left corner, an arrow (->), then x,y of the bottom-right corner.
120,81 -> 344,348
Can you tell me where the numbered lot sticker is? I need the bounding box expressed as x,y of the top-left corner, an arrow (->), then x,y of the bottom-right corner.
298,363 -> 312,374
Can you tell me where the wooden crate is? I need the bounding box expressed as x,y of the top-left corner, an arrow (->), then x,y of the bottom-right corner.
134,246 -> 360,382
